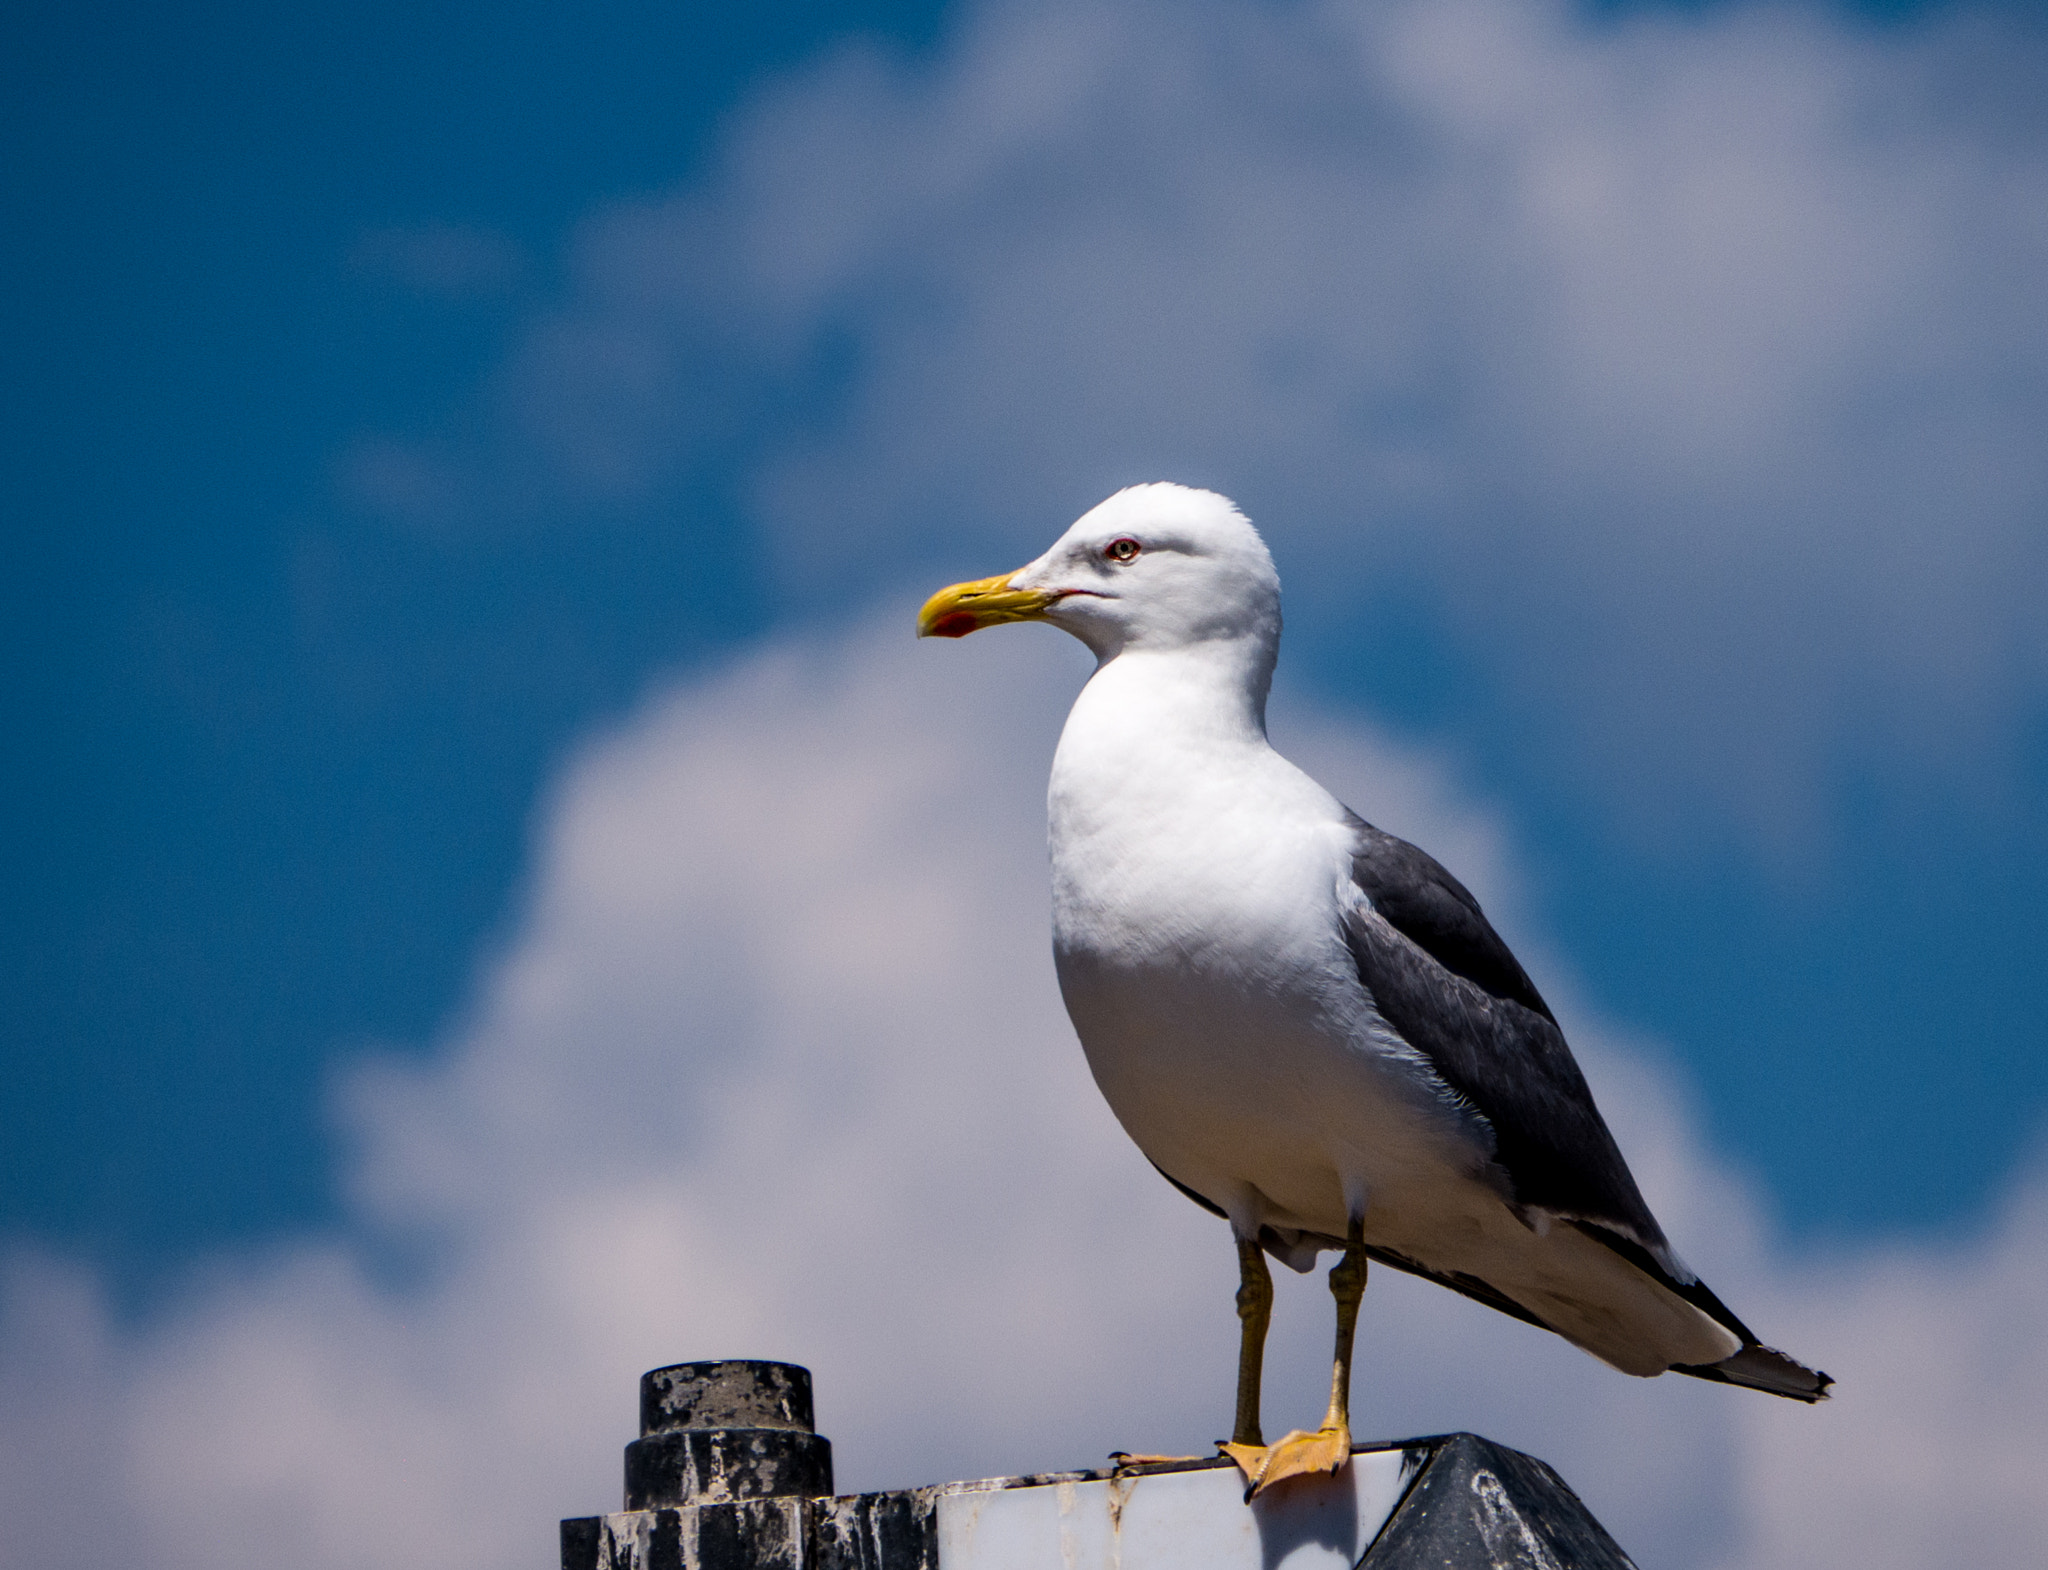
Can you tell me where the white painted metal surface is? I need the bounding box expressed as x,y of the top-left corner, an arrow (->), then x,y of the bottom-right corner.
934,1451 -> 1422,1570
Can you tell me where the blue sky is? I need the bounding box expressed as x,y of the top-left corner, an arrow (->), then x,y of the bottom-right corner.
6,2 -> 2048,1563
3,0 -> 942,1273
7,0 -> 2045,1289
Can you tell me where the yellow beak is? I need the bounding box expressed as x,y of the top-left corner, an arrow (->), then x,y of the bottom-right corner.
916,571 -> 1060,638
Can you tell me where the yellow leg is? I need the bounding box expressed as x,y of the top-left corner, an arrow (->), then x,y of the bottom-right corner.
1215,1234 -> 1274,1475
1221,1217 -> 1368,1501
1232,1234 -> 1274,1445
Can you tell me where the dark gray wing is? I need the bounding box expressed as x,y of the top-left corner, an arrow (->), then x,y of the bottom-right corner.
1346,817 -> 1556,1023
1341,814 -> 1664,1250
1340,825 -> 1833,1399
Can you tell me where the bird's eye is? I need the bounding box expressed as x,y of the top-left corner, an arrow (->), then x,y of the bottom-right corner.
1104,537 -> 1141,564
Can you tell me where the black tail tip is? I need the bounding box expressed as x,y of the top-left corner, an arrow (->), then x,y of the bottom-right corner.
1674,1343 -> 1833,1402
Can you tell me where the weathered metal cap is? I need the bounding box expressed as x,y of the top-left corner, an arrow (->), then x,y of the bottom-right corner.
625,1361 -> 833,1509
639,1360 -> 817,1437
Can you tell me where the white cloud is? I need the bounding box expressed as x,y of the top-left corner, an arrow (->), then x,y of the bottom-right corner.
4,614 -> 2046,1570
359,0 -> 2048,846
1716,1159 -> 2048,1570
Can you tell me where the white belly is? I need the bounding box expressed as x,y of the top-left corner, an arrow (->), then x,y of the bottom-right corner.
1055,938 -> 1488,1232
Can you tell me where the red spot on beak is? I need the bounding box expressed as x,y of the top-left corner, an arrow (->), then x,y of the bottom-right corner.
929,612 -> 980,638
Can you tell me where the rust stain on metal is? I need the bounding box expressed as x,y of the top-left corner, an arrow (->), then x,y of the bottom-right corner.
1106,1469 -> 1137,1570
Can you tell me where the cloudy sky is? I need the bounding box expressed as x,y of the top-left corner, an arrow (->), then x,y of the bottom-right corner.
5,0 -> 2047,1566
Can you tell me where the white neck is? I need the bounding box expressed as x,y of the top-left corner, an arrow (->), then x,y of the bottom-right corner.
1073,634 -> 1276,750
1048,638 -> 1282,852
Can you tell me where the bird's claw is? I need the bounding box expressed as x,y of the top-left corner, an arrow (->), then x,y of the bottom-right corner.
1217,1424 -> 1352,1501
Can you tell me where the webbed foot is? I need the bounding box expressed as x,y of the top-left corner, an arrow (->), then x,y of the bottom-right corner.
1217,1421 -> 1351,1501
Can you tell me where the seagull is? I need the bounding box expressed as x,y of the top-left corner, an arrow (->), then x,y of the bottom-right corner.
918,483 -> 1828,1498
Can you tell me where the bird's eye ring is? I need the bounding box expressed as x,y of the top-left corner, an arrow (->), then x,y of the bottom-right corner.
1104,537 -> 1141,564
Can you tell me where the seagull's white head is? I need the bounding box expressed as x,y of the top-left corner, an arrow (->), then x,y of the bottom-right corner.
916,483 -> 1280,663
